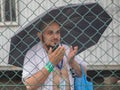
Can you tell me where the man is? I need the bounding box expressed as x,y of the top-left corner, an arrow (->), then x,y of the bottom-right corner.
22,21 -> 87,90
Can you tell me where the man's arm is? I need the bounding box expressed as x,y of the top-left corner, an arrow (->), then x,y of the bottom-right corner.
67,46 -> 87,76
69,59 -> 87,76
23,46 -> 65,90
24,67 -> 50,90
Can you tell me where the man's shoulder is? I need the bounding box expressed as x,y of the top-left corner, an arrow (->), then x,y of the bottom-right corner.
26,42 -> 43,55
31,42 -> 43,50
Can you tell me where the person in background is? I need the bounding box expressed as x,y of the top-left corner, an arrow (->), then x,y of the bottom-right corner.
22,20 -> 87,90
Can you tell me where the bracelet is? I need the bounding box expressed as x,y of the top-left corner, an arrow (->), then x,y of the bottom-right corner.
44,61 -> 54,73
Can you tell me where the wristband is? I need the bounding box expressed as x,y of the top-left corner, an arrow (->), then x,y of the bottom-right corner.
44,61 -> 54,73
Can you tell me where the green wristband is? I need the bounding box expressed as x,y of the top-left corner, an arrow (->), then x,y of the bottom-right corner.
44,61 -> 54,73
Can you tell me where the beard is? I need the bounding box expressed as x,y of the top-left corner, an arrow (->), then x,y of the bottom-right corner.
46,43 -> 59,52
42,35 -> 60,51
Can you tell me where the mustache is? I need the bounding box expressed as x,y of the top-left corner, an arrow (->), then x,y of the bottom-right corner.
52,38 -> 60,42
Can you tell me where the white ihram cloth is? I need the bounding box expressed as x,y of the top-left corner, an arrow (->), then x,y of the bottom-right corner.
22,42 -> 87,90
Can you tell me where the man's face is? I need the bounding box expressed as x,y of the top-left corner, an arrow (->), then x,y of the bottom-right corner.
42,22 -> 60,47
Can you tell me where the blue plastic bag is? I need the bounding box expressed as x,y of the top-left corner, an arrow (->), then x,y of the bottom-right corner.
74,64 -> 93,90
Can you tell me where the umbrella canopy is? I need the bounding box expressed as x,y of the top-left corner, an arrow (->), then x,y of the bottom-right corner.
8,3 -> 112,67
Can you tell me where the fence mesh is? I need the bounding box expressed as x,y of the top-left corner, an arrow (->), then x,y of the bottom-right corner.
0,0 -> 120,90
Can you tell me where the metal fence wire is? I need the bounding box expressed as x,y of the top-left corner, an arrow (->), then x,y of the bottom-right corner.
0,0 -> 120,90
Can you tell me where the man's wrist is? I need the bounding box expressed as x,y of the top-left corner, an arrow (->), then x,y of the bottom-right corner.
44,61 -> 54,73
68,58 -> 74,64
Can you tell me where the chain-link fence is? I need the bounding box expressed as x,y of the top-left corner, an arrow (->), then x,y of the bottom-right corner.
0,0 -> 120,90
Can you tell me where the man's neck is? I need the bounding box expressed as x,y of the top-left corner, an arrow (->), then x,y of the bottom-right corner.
42,43 -> 53,53
43,45 -> 49,53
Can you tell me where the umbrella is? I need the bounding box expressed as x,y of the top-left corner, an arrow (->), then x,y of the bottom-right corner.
8,3 -> 112,67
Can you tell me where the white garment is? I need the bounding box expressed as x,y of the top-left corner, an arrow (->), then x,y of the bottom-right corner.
22,42 -> 87,90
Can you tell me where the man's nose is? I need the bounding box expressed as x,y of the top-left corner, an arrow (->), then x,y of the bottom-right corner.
53,33 -> 58,38
52,31 -> 58,37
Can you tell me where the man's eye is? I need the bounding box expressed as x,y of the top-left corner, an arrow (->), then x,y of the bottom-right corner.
48,31 -> 53,35
56,30 -> 60,34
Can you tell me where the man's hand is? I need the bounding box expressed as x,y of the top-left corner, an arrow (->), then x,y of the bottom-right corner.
48,46 -> 65,66
67,46 -> 84,76
67,46 -> 78,63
